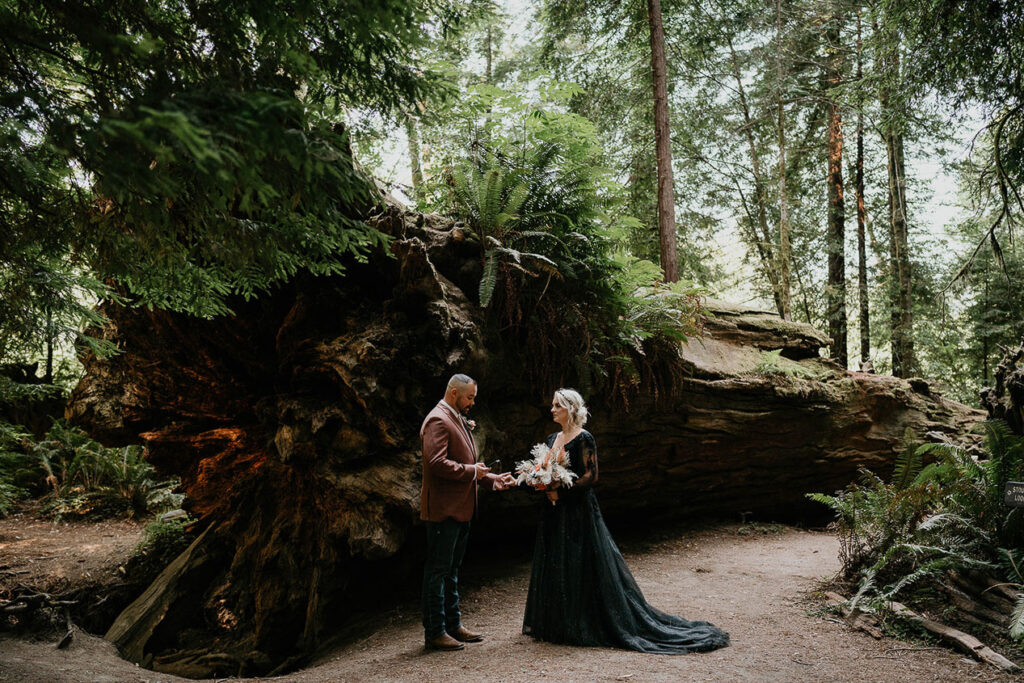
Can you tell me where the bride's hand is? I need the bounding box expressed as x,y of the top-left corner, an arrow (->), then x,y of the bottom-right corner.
545,490 -> 559,502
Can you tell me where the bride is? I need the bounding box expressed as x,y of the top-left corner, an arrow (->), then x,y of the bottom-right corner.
522,388 -> 729,653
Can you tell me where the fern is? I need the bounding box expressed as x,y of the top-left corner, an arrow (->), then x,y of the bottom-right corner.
502,181 -> 529,220
811,420 -> 1024,642
849,567 -> 878,611
479,253 -> 499,308
892,440 -> 924,491
806,492 -> 841,512
1011,595 -> 1024,641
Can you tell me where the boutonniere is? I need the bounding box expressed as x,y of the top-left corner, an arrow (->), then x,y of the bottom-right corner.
465,419 -> 477,431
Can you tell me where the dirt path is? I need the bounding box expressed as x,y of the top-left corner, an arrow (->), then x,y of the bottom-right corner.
0,510 -> 145,595
0,524 -> 1013,682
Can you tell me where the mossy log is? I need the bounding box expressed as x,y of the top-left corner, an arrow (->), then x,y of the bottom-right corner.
67,205 -> 982,677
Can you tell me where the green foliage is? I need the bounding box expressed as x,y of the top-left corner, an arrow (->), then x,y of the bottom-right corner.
135,516 -> 195,565
613,263 -> 707,352
122,515 -> 198,585
915,196 -> 1024,404
418,68 -> 706,397
1012,595 -> 1024,640
0,421 -> 40,516
449,163 -> 559,307
883,0 -> 1024,192
755,349 -> 816,379
0,375 -> 64,406
809,420 -> 1024,640
0,0 -> 468,372
0,419 -> 181,520
891,428 -> 923,491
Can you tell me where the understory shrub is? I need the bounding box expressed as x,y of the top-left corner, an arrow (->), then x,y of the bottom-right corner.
0,419 -> 181,519
809,420 -> 1024,641
125,516 -> 197,583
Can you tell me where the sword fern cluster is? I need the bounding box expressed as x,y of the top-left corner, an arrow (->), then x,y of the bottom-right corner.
0,419 -> 180,520
809,420 -> 1024,640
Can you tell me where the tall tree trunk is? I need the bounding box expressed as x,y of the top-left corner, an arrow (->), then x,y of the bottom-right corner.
856,10 -> 870,369
44,309 -> 53,384
776,0 -> 792,320
982,272 -> 990,382
728,39 -> 783,314
876,18 -> 915,378
825,13 -> 847,369
793,264 -> 814,324
887,127 -> 913,376
479,21 -> 494,151
647,0 -> 679,282
486,22 -> 493,84
405,114 -> 423,204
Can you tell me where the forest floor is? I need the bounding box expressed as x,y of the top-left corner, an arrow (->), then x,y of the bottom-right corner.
0,507 -> 145,596
0,518 -> 1017,682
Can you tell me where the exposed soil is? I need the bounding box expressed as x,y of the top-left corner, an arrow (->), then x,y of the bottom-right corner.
0,508 -> 145,596
0,520 -> 1016,682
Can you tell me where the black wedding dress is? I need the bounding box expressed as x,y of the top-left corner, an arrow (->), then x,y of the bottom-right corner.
522,430 -> 729,653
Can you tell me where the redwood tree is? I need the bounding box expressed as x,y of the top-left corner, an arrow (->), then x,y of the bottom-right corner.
878,30 -> 915,377
824,7 -> 847,368
647,0 -> 680,282
855,9 -> 870,369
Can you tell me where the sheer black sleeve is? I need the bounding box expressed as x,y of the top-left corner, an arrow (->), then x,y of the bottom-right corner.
557,431 -> 597,502
573,431 -> 598,489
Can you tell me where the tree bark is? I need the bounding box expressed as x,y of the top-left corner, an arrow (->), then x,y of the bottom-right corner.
982,274 -> 989,382
404,114 -> 423,203
647,0 -> 679,282
980,339 -> 1024,435
879,34 -> 915,377
825,13 -> 848,368
887,125 -> 914,376
855,11 -> 870,369
44,309 -> 53,384
486,22 -> 493,84
776,0 -> 792,321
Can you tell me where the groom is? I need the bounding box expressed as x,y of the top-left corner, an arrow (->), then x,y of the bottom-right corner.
420,373 -> 515,651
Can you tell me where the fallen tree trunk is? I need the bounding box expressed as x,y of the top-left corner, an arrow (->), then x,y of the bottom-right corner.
67,205 -> 983,677
889,601 -> 1020,672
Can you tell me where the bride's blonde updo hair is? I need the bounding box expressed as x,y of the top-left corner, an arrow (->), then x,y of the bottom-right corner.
554,388 -> 589,428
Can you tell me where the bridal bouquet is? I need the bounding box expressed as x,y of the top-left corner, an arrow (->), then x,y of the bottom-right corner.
515,443 -> 577,500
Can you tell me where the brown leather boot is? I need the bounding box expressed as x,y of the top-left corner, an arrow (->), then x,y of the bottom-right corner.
449,626 -> 484,643
425,632 -> 465,651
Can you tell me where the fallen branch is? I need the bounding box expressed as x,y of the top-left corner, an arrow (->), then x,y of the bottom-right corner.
941,582 -> 1010,627
979,574 -> 1024,604
823,591 -> 884,639
950,571 -> 1018,612
888,601 -> 1020,673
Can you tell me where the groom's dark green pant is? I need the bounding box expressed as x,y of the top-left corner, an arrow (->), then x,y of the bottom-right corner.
422,518 -> 471,639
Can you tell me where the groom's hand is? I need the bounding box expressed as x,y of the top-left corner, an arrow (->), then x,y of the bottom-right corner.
473,463 -> 491,480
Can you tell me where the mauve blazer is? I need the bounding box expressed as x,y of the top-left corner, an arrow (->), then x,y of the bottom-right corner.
420,402 -> 497,522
